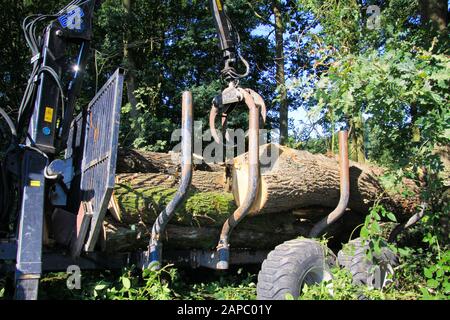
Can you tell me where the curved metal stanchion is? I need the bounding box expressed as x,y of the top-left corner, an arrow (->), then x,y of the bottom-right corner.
209,88 -> 266,147
309,130 -> 350,238
211,89 -> 262,270
145,91 -> 193,269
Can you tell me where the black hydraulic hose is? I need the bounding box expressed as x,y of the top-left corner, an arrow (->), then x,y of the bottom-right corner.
0,107 -> 17,141
146,91 -> 193,269
0,157 -> 10,227
0,107 -> 17,228
0,163 -> 5,230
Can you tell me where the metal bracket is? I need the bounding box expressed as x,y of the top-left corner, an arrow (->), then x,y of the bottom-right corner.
48,158 -> 74,206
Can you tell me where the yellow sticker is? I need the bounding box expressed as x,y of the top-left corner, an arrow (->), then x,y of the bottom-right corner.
30,180 -> 41,187
215,0 -> 222,11
44,107 -> 54,123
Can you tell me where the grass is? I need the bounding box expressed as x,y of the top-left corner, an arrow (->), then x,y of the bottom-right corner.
0,239 -> 448,300
2,249 -> 446,301
0,265 -> 258,300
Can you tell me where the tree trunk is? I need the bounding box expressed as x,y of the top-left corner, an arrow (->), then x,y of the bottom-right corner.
272,0 -> 288,145
123,0 -> 138,119
115,146 -> 417,223
411,103 -> 421,142
103,146 -> 419,252
103,209 -> 365,252
231,144 -> 417,216
116,171 -> 229,193
419,0 -> 448,33
355,114 -> 366,164
349,114 -> 366,163
116,148 -> 224,173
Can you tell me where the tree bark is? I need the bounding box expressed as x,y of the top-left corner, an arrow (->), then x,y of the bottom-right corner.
116,148 -> 224,173
103,209 -> 364,252
115,146 -> 417,222
103,145 -> 419,252
349,114 -> 366,163
116,171 -> 229,193
272,0 -> 288,145
123,0 -> 139,119
231,144 -> 417,216
419,0 -> 448,33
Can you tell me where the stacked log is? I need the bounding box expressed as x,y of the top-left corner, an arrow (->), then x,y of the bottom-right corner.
103,144 -> 417,253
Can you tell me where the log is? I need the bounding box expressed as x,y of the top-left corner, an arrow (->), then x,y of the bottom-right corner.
103,209 -> 365,252
113,178 -> 235,226
232,144 -> 417,217
114,173 -> 340,227
104,145 -> 417,252
116,171 -> 230,193
110,174 -> 366,252
116,148 -> 223,173
116,148 -> 175,173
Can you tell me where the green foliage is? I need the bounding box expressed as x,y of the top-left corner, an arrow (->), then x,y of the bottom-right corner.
311,42 -> 449,168
38,270 -> 112,300
35,266 -> 256,300
355,200 -> 449,300
293,266 -> 419,300
292,0 -> 449,300
0,0 -> 276,152
390,243 -> 449,300
299,0 -> 362,53
299,0 -> 449,171
0,278 -> 5,299
181,269 -> 256,300
92,265 -> 176,300
359,203 -> 397,260
420,250 -> 450,299
120,85 -> 174,151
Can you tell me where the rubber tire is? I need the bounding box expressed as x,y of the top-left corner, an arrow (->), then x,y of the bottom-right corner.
337,237 -> 398,289
257,239 -> 335,300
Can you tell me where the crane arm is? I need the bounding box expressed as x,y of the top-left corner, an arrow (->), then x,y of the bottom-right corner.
209,0 -> 249,81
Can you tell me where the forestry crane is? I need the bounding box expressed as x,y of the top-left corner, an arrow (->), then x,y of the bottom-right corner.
0,0 -> 266,299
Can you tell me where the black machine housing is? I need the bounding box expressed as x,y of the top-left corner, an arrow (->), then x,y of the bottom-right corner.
0,0 -> 124,300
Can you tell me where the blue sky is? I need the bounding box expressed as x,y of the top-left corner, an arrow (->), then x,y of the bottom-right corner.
251,23 -> 321,136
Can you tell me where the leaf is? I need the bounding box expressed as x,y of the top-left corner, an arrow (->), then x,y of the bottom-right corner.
426,279 -> 439,289
94,283 -> 107,291
386,212 -> 397,222
360,226 -> 369,238
373,240 -> 381,255
284,293 -> 294,300
122,277 -> 131,290
370,222 -> 380,234
444,282 -> 450,294
397,247 -> 410,256
423,268 -> 434,279
420,287 -> 431,299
